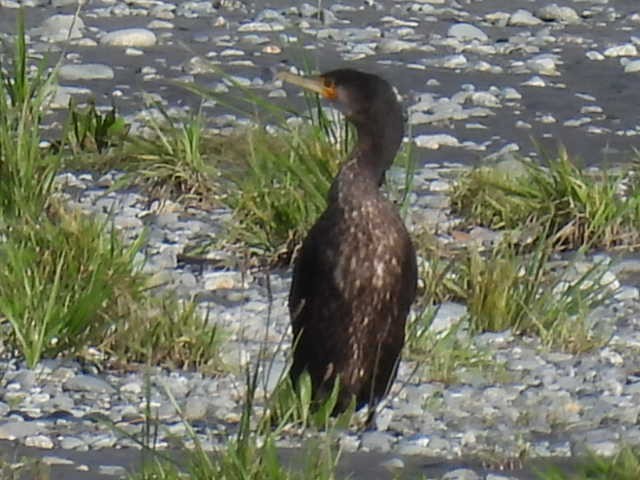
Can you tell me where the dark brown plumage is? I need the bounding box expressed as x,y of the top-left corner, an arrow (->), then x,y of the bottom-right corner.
279,68 -> 417,415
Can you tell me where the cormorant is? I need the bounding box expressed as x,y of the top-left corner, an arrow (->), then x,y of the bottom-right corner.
278,68 -> 418,416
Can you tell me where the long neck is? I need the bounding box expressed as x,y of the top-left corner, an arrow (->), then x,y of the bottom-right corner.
328,105 -> 404,205
349,102 -> 404,186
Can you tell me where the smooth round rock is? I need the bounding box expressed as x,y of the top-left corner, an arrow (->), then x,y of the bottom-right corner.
448,23 -> 488,42
414,134 -> 460,149
509,9 -> 542,26
100,28 -> 157,47
536,4 -> 580,24
59,64 -> 115,81
31,14 -> 85,42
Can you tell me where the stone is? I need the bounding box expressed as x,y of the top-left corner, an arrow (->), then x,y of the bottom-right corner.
586,50 -> 605,61
41,456 -> 75,465
360,431 -> 393,453
623,60 -> 640,73
203,272 -> 247,290
184,396 -> 208,421
238,22 -> 285,32
0,421 -> 43,440
536,4 -> 580,24
441,54 -> 468,69
60,436 -> 88,450
377,39 -> 415,54
428,302 -> 467,335
63,374 -> 116,394
380,457 -> 404,473
509,10 -> 542,26
442,469 -> 481,480
526,55 -> 559,75
98,465 -> 128,476
25,435 -> 54,449
471,91 -> 500,107
414,134 -> 460,149
32,15 -> 85,42
448,23 -> 488,42
121,381 -> 143,395
604,44 -> 638,58
59,64 -> 115,81
522,75 -> 547,87
100,28 -> 157,47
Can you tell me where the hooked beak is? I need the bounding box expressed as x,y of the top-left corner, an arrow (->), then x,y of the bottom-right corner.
276,71 -> 338,100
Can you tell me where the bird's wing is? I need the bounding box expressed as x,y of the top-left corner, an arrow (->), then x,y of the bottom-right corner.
288,226 -> 318,336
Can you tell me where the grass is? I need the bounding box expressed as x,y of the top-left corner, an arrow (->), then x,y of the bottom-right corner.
0,205 -> 145,367
0,456 -> 49,480
64,99 -> 129,155
100,295 -> 224,374
461,239 -> 608,352
450,150 -> 640,251
116,326 -> 348,479
0,9 -> 59,222
223,123 -> 341,262
0,202 -> 225,371
124,106 -> 221,204
0,12 -> 225,371
405,307 -> 507,383
411,233 -> 611,353
538,446 -> 640,479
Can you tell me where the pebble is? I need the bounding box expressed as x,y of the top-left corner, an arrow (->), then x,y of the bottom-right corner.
536,4 -> 580,24
184,395 -> 209,420
31,14 -> 85,42
380,457 -> 404,473
442,469 -> 481,480
623,59 -> 640,73
238,21 -> 285,32
448,23 -> 488,42
604,44 -> 638,58
63,374 -> 116,394
59,64 -> 115,81
0,421 -> 43,440
100,28 -> 157,47
25,435 -> 55,449
509,10 -> 542,26
98,465 -> 128,476
526,55 -> 559,76
377,38 -> 415,54
429,302 -> 467,335
414,134 -> 460,149
361,431 -> 394,453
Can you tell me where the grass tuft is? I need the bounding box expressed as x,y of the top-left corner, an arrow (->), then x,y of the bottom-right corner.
125,106 -> 220,203
413,234 -> 610,353
460,239 -> 608,352
223,123 -> 341,262
450,150 -> 640,251
0,9 -> 59,222
64,99 -> 129,155
538,445 -> 640,480
0,206 -> 145,368
101,295 -> 224,374
405,307 -> 506,383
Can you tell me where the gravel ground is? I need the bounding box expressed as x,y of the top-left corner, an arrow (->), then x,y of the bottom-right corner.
1,1 -> 640,479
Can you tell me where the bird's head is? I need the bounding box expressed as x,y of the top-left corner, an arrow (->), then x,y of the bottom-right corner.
277,68 -> 401,132
277,68 -> 404,181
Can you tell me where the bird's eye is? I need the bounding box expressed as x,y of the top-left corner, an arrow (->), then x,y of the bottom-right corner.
321,78 -> 338,100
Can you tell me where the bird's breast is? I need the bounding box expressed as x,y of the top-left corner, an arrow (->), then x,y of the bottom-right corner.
329,198 -> 408,300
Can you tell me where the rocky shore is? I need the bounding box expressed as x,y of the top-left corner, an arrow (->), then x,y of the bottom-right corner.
1,0 -> 640,479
